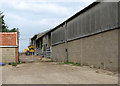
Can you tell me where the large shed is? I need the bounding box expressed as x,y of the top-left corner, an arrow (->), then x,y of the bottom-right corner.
30,1 -> 119,71
51,2 -> 119,71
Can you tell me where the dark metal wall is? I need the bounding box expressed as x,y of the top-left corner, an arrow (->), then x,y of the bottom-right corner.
67,2 -> 118,41
52,2 -> 119,45
52,24 -> 66,45
118,2 -> 120,27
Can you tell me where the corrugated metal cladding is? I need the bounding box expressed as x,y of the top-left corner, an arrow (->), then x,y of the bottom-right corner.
118,2 -> 120,27
52,2 -> 118,45
67,2 -> 118,40
52,24 -> 65,45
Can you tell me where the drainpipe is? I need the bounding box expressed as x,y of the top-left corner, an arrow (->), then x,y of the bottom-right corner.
16,31 -> 19,63
65,22 -> 68,62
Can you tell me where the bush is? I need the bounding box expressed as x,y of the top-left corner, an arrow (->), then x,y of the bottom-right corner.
74,62 -> 81,66
20,61 -> 26,64
64,62 -> 74,64
8,62 -> 19,66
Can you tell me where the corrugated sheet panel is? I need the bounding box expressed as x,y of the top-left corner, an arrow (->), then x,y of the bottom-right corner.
67,2 -> 118,40
119,2 -> 120,27
52,2 -> 118,45
51,24 -> 65,45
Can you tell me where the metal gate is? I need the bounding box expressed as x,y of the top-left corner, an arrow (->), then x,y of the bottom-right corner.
46,47 -> 52,58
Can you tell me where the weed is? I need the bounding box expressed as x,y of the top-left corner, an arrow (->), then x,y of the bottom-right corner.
12,63 -> 18,66
58,62 -> 81,66
58,62 -> 64,65
64,62 -> 74,64
45,60 -> 53,62
12,64 -> 17,66
73,62 -> 81,66
8,62 -> 19,66
20,61 -> 26,64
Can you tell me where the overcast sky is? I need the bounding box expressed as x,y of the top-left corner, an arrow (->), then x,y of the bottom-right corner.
0,0 -> 95,52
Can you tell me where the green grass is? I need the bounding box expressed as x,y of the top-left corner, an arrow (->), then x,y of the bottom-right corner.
20,61 -> 26,64
59,62 -> 81,66
12,64 -> 17,66
58,62 -> 64,65
73,62 -> 81,66
45,60 -> 53,62
8,62 -> 20,66
64,62 -> 74,64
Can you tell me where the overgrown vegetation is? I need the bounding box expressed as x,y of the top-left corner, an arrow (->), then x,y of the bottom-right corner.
59,62 -> 81,66
20,61 -> 26,64
8,62 -> 20,66
73,62 -> 81,66
45,60 -> 53,62
64,62 -> 74,64
0,11 -> 18,32
58,62 -> 64,65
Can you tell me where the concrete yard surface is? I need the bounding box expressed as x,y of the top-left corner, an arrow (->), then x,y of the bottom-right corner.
2,62 -> 118,84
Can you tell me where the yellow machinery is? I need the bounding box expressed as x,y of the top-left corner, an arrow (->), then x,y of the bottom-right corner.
24,45 -> 35,55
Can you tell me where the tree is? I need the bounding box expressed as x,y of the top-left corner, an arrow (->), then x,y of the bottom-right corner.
0,11 -> 8,32
9,28 -> 18,32
0,11 -> 18,32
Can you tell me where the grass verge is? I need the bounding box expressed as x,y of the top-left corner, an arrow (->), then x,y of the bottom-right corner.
59,62 -> 81,66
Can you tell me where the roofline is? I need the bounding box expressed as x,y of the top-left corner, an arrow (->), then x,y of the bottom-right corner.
32,1 -> 100,40
40,29 -> 52,37
36,29 -> 52,41
51,1 -> 99,32
31,34 -> 37,40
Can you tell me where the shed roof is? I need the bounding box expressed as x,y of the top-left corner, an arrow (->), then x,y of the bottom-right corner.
50,1 -> 99,32
31,34 -> 37,40
31,1 -> 100,40
36,29 -> 52,40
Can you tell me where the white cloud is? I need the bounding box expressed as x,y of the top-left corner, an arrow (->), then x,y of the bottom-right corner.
5,13 -> 26,22
0,0 -> 72,16
0,0 -> 95,52
4,12 -> 63,28
0,0 -> 95,14
17,0 -> 95,3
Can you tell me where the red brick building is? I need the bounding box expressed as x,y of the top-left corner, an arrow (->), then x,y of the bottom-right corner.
0,32 -> 19,63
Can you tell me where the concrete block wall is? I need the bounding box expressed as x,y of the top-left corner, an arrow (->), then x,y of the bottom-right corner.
0,48 -> 2,63
68,29 -> 118,71
52,43 -> 66,62
101,29 -> 118,71
1,48 -> 16,63
52,29 -> 118,71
